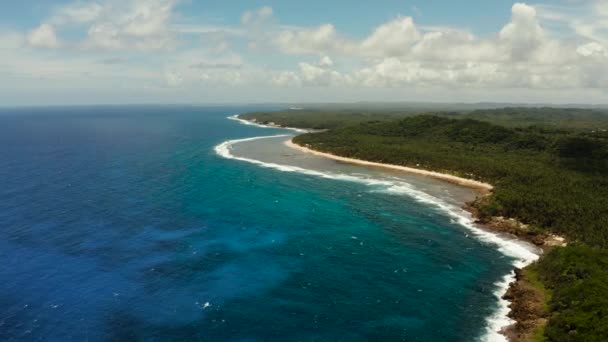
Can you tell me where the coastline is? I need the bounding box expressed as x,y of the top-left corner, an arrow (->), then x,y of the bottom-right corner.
285,137 -> 565,249
285,140 -> 494,193
228,115 -> 558,342
283,137 -> 554,342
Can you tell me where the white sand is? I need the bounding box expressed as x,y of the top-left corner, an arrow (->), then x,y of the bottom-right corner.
285,139 -> 494,193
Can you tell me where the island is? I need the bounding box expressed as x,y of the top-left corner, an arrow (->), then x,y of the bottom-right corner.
240,106 -> 608,342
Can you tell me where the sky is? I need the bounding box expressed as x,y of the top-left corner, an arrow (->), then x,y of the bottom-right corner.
1,0 -> 608,106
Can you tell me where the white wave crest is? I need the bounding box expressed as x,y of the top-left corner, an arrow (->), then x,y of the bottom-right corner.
483,271 -> 519,342
380,184 -> 539,267
378,186 -> 539,342
215,128 -> 540,342
228,115 -> 309,133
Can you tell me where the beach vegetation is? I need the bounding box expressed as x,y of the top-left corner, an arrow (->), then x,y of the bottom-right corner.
243,108 -> 608,341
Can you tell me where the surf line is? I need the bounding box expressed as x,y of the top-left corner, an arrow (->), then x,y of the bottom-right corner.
217,115 -> 541,342
228,115 -> 309,133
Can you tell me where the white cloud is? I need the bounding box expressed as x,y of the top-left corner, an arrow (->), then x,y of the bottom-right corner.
272,71 -> 301,87
51,2 -> 104,25
264,2 -> 608,91
122,0 -> 174,37
360,17 -> 421,57
241,6 -> 273,26
275,24 -> 348,54
27,24 -> 60,49
5,1 -> 608,104
319,56 -> 334,67
38,0 -> 178,50
577,41 -> 608,57
298,62 -> 346,86
499,3 -> 544,61
536,0 -> 608,44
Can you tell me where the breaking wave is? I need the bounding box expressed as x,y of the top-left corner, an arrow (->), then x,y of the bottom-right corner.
228,115 -> 309,133
216,119 -> 541,342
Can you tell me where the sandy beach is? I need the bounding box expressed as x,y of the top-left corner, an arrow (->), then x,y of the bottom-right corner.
285,139 -> 494,193
226,118 -> 556,341
285,137 -> 551,341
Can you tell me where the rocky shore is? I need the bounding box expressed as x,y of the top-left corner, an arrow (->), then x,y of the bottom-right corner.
466,198 -> 565,341
247,117 -> 566,342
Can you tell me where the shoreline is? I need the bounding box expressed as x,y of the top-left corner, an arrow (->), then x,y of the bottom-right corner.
286,137 -> 565,249
283,137 -> 556,342
285,139 -> 494,193
230,115 -> 560,342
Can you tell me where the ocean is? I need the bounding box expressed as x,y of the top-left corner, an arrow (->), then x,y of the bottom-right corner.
0,106 -> 537,341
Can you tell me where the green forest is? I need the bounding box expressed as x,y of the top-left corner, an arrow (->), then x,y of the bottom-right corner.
241,107 -> 608,131
243,108 -> 608,341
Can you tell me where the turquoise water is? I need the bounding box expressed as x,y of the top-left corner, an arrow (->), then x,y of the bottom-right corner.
0,106 -> 535,341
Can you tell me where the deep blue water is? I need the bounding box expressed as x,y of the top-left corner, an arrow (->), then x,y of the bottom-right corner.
0,106 -> 518,341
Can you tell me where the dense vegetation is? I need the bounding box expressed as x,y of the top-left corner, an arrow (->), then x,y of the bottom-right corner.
458,108 -> 608,131
293,116 -> 608,247
240,110 -> 417,130
537,245 -> 608,341
243,108 -> 608,341
242,107 -> 608,131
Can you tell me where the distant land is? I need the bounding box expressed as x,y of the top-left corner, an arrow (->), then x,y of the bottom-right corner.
278,102 -> 608,111
2,102 -> 608,111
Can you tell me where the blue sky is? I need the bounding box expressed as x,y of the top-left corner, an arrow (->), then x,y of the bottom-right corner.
1,0 -> 607,105
1,1 -> 517,32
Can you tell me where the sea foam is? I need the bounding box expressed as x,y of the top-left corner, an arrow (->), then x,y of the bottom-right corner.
380,185 -> 539,342
216,120 -> 541,342
228,115 -> 309,133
